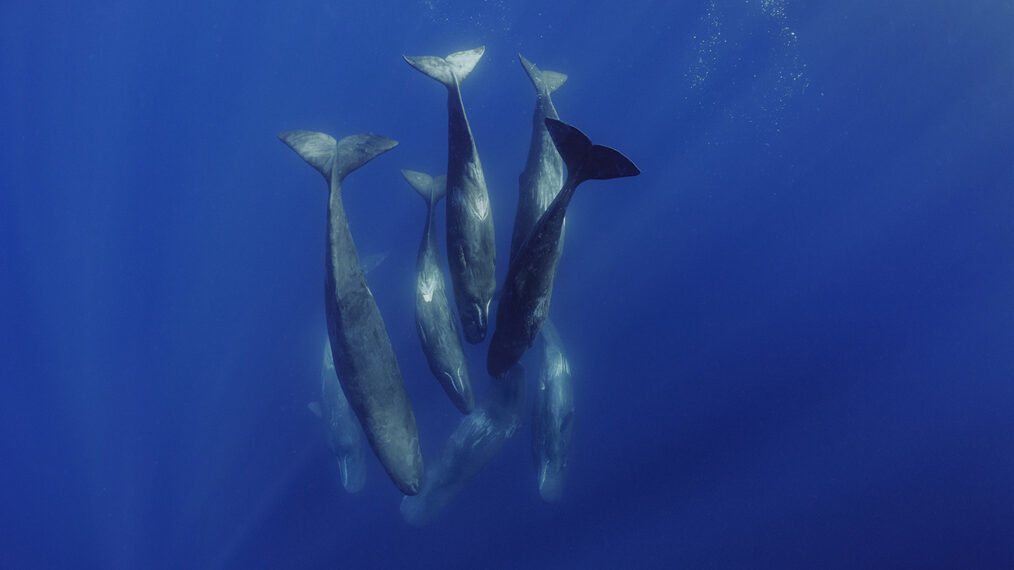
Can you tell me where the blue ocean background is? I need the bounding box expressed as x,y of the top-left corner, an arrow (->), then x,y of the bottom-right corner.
3,1 -> 1013,568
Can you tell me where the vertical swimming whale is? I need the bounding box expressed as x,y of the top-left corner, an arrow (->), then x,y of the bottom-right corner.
402,170 -> 475,414
531,319 -> 574,502
404,47 -> 496,344
400,364 -> 527,526
487,119 -> 640,378
309,338 -> 367,494
279,130 -> 423,495
509,54 -> 568,263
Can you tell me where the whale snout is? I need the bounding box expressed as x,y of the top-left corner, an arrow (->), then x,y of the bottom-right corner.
442,368 -> 475,414
460,301 -> 489,344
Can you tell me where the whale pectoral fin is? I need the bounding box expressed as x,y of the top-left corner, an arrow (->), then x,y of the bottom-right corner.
308,401 -> 323,418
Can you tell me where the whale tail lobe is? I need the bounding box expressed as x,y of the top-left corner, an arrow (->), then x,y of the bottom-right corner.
279,130 -> 398,184
544,118 -> 640,184
519,54 -> 567,95
401,170 -> 448,205
404,46 -> 485,88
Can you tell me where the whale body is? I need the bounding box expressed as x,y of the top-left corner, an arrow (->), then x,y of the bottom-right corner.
280,130 -> 423,495
309,338 -> 367,493
404,47 -> 496,344
531,319 -> 574,502
509,54 -> 568,264
488,119 -> 640,378
403,169 -> 475,414
400,364 -> 526,526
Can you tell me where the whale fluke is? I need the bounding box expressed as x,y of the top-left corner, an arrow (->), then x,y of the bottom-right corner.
402,170 -> 448,204
278,130 -> 398,183
519,54 -> 567,95
544,118 -> 640,183
403,46 -> 485,88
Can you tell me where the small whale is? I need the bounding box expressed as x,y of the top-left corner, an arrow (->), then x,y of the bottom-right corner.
309,338 -> 366,494
279,130 -> 423,495
404,47 -> 496,344
509,54 -> 568,264
487,119 -> 640,378
531,319 -> 574,502
402,170 -> 475,414
400,364 -> 527,526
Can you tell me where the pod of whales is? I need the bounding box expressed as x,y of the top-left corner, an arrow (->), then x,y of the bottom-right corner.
487,118 -> 640,378
280,49 -> 640,509
279,130 -> 423,496
404,47 -> 497,344
403,170 -> 475,414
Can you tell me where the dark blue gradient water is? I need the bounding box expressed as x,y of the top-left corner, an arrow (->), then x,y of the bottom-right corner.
3,1 -> 1013,568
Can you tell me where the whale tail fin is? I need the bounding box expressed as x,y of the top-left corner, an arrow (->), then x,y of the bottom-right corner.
544,118 -> 640,183
404,46 -> 485,88
279,130 -> 398,184
401,170 -> 448,205
519,54 -> 567,95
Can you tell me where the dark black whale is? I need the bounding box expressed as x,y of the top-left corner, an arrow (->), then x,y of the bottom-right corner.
487,119 -> 640,378
279,130 -> 423,495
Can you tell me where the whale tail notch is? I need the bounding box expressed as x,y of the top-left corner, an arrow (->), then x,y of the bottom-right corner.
544,118 -> 640,184
401,170 -> 448,205
279,130 -> 398,184
404,46 -> 485,88
519,54 -> 567,95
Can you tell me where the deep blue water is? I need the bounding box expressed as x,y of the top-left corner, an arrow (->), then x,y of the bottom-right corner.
3,1 -> 1014,568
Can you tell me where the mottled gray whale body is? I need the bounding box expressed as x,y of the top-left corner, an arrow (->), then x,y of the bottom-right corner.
400,364 -> 527,526
509,54 -> 568,264
404,47 -> 496,344
531,319 -> 574,502
402,170 -> 475,414
279,130 -> 423,495
309,338 -> 367,494
487,119 -> 640,378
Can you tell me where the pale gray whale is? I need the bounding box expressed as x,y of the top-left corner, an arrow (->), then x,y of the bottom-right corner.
279,130 -> 423,495
402,169 -> 475,414
531,319 -> 574,502
404,47 -> 496,344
